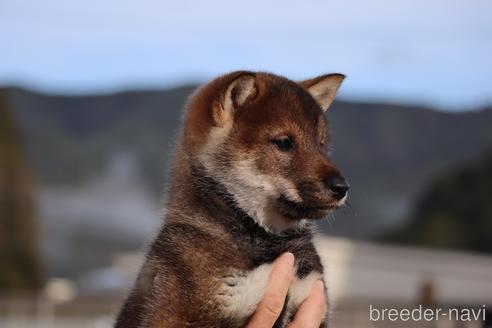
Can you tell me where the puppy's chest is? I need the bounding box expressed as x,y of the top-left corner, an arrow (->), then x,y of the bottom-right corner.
217,261 -> 323,324
215,235 -> 324,325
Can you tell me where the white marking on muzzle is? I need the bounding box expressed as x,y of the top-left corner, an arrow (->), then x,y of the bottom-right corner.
225,159 -> 302,232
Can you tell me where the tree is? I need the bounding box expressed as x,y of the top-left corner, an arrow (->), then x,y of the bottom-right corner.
385,149 -> 492,254
0,91 -> 43,291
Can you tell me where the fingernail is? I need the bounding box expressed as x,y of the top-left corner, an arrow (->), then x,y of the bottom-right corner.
315,280 -> 325,292
284,252 -> 295,267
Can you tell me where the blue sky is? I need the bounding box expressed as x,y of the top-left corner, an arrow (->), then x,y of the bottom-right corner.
1,0 -> 491,110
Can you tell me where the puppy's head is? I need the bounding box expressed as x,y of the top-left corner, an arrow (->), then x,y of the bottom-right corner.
183,71 -> 348,232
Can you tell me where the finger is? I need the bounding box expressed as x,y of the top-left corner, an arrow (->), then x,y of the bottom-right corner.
288,280 -> 326,328
246,252 -> 295,328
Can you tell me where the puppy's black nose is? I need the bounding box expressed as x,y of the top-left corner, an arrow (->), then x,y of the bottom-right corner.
325,176 -> 349,199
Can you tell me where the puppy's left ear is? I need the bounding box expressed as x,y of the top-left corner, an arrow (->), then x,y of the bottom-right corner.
299,73 -> 345,112
215,73 -> 257,127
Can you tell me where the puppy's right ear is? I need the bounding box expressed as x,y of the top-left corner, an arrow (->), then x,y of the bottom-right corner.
214,73 -> 257,127
299,73 -> 345,112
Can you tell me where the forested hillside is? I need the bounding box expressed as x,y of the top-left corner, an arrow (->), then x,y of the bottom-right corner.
385,149 -> 492,254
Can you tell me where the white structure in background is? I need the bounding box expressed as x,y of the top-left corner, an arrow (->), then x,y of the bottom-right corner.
44,278 -> 77,304
315,237 -> 492,307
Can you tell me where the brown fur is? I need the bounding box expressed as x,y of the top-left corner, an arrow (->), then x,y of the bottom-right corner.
115,71 -> 347,327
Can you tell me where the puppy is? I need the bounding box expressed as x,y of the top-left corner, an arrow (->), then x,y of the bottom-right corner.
115,71 -> 348,327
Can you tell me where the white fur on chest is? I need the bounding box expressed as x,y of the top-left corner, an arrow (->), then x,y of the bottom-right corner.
217,263 -> 323,320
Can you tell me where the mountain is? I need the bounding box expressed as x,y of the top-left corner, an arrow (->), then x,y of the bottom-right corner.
385,149 -> 492,254
4,86 -> 492,243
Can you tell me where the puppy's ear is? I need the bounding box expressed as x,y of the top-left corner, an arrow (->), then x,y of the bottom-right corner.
299,73 -> 345,112
214,73 -> 257,127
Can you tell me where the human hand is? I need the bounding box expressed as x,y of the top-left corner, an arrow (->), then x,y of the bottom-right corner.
246,252 -> 327,328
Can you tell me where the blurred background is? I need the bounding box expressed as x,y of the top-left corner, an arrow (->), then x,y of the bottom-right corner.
1,0 -> 491,327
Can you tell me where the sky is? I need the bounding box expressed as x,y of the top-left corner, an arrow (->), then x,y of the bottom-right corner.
1,0 -> 491,110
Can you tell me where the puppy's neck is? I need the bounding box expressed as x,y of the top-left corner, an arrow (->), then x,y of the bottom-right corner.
190,162 -> 246,219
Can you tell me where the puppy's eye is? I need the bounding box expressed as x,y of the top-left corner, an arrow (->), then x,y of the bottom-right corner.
271,137 -> 294,151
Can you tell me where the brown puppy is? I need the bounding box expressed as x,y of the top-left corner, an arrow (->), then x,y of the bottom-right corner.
115,71 -> 347,328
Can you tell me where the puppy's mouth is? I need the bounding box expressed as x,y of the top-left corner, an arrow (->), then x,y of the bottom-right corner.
276,195 -> 340,221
